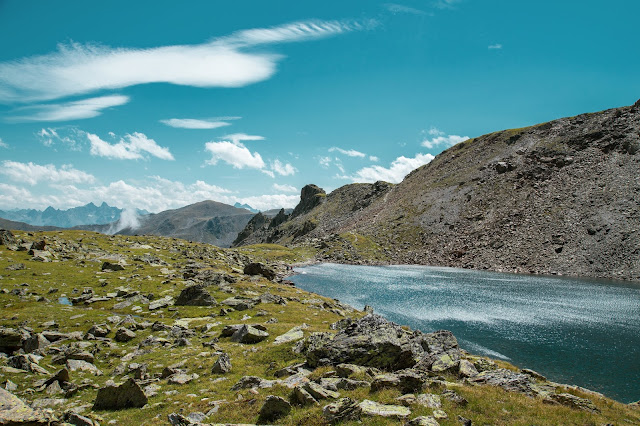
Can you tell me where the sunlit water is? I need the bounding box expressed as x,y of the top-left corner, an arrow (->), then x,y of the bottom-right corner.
290,263 -> 640,403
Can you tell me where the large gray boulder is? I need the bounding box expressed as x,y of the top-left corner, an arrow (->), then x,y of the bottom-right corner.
302,315 -> 461,372
0,327 -> 30,354
230,325 -> 269,344
258,395 -> 291,423
93,378 -> 148,410
174,284 -> 217,306
0,230 -> 18,250
0,387 -> 52,424
243,262 -> 276,280
323,398 -> 362,424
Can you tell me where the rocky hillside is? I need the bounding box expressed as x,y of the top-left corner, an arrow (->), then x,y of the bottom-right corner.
103,200 -> 256,248
235,100 -> 640,281
0,229 -> 638,425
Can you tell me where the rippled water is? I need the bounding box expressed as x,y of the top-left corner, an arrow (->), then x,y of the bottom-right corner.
290,263 -> 640,403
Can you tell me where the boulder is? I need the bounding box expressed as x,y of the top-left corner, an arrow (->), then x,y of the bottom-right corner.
93,378 -> 148,410
405,416 -> 440,426
22,334 -> 50,354
211,353 -> 231,374
101,261 -> 124,271
467,368 -> 540,397
302,382 -> 340,400
168,373 -> 199,385
174,284 -> 217,306
86,324 -> 110,338
8,354 -> 49,374
0,387 -> 52,425
302,315 -> 425,370
63,411 -> 98,426
258,395 -> 291,423
359,399 -> 411,419
66,359 -> 102,375
323,398 -> 362,424
221,296 -> 259,311
115,327 -> 136,342
544,393 -> 600,412
243,262 -> 276,280
0,230 -> 18,248
458,359 -> 478,378
0,327 -> 29,353
148,296 -> 173,310
291,386 -> 318,406
230,325 -> 269,344
274,326 -> 305,345
230,376 -> 276,391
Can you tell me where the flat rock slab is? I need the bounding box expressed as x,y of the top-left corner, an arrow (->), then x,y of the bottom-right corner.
274,327 -> 305,345
67,359 -> 102,375
93,378 -> 148,410
0,387 -> 52,425
149,296 -> 173,310
359,399 -> 411,419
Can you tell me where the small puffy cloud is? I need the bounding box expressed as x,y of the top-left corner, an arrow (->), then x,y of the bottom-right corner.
350,153 -> 435,183
329,146 -> 366,158
272,183 -> 298,193
160,118 -> 236,129
319,156 -> 332,168
272,159 -> 296,176
88,132 -> 174,160
37,127 -> 83,150
0,137 -> 7,148
488,44 -> 503,50
421,127 -> 469,149
369,155 -> 379,162
10,95 -> 129,122
205,140 -> 265,170
0,161 -> 95,185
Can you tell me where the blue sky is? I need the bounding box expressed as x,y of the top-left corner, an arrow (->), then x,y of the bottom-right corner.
0,0 -> 638,212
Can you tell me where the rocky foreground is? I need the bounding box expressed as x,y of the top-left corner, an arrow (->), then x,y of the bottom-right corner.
0,229 -> 638,425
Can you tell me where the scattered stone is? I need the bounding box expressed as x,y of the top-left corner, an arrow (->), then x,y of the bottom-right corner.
291,385 -> 318,406
302,381 -> 340,400
93,378 -> 148,410
115,327 -> 136,342
0,387 -> 52,424
230,376 -> 275,391
243,262 -> 276,280
8,354 -> 49,374
457,415 -> 472,425
22,333 -> 50,354
148,296 -> 173,310
359,399 -> 411,419
67,359 -> 103,375
221,297 -> 258,311
0,327 -> 29,352
433,409 -> 448,420
258,395 -> 291,422
544,393 -> 600,412
0,230 -> 18,248
101,261 -> 124,271
458,359 -> 479,377
405,416 -> 440,426
211,353 -> 232,374
274,326 -> 305,344
174,284 -> 217,306
86,324 -> 110,338
230,325 -> 269,344
521,368 -> 546,381
168,373 -> 199,385
467,368 -> 540,397
63,411 -> 98,426
5,263 -> 25,271
323,397 -> 362,424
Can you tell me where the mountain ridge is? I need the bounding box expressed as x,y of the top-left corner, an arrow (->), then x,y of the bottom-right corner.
234,100 -> 640,281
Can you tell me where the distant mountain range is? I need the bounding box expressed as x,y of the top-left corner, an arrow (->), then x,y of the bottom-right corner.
0,202 -> 148,228
234,202 -> 259,213
234,100 -> 640,281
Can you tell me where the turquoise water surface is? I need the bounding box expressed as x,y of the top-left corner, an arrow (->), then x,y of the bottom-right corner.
290,263 -> 640,403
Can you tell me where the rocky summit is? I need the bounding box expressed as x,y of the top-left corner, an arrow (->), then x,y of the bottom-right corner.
234,101 -> 640,281
0,229 -> 638,425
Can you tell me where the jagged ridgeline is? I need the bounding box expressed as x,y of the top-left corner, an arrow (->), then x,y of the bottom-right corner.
0,230 -> 638,425
234,100 -> 640,281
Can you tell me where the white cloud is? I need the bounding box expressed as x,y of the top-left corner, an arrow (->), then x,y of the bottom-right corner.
319,156 -> 332,168
369,155 -> 379,162
235,194 -> 299,211
329,146 -> 366,158
421,128 -> 469,149
350,153 -> 435,183
385,3 -> 427,15
223,133 -> 265,144
0,161 -> 95,185
0,20 -> 366,103
205,140 -> 265,170
273,183 -> 298,193
37,127 -> 82,149
488,44 -> 503,50
88,132 -> 174,160
10,95 -> 129,122
272,159 -> 296,176
0,137 -> 7,148
433,0 -> 462,9
160,118 -> 235,129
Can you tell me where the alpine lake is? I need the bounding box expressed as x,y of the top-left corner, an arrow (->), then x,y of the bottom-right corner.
289,263 -> 640,403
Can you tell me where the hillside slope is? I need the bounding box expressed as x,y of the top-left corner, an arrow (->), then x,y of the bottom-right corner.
235,100 -> 640,281
116,200 -> 255,248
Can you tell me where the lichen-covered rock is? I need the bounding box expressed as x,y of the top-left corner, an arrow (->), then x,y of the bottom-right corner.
0,327 -> 30,353
323,398 -> 362,424
221,296 -> 259,311
467,368 -> 541,397
545,393 -> 600,412
114,327 -> 136,342
0,387 -> 52,425
174,284 -> 217,306
359,399 -> 411,419
230,325 -> 268,344
458,359 -> 479,377
211,352 -> 231,374
93,378 -> 148,410
291,385 -> 318,406
405,416 -> 440,426
258,395 -> 291,422
274,326 -> 305,344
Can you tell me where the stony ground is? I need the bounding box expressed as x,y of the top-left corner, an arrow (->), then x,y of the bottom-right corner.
0,230 -> 638,425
